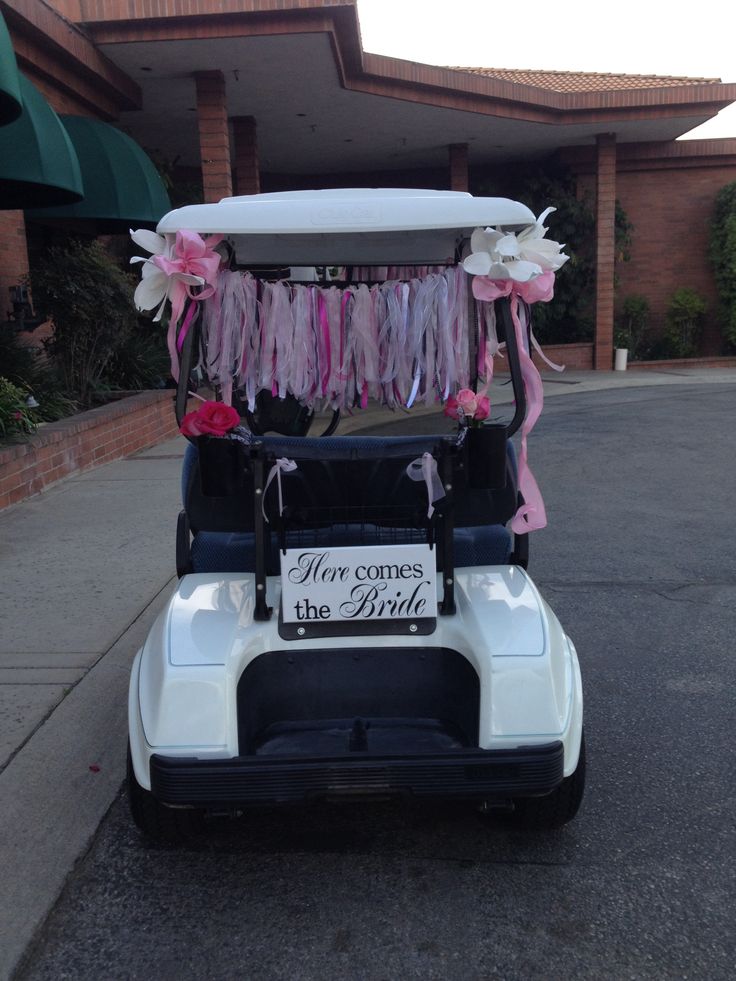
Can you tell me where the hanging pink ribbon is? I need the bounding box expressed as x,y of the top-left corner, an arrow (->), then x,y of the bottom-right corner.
470,271 -> 558,534
156,231 -> 223,381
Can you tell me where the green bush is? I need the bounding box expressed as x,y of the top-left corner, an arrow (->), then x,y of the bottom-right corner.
0,377 -> 38,438
100,323 -> 170,392
664,287 -> 707,358
0,330 -> 77,422
614,294 -> 650,360
30,240 -> 139,406
710,181 -> 736,349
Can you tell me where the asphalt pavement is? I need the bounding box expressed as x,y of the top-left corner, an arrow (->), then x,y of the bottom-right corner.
2,367 -> 735,979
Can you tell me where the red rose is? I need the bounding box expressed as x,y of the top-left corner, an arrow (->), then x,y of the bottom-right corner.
443,395 -> 459,420
180,400 -> 240,437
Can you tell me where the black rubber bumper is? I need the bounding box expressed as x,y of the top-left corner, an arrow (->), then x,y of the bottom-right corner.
150,742 -> 564,807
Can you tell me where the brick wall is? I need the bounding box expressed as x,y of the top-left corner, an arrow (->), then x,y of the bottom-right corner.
533,343 -> 593,371
571,144 -> 736,356
0,391 -> 182,511
0,212 -> 31,324
614,164 -> 736,353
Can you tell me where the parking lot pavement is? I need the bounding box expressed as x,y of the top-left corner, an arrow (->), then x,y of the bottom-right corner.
12,379 -> 736,981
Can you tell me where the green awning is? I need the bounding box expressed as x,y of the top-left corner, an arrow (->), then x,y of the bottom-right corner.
0,75 -> 83,208
27,116 -> 171,229
0,11 -> 22,126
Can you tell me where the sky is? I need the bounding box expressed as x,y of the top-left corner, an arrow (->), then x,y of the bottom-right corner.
355,0 -> 736,140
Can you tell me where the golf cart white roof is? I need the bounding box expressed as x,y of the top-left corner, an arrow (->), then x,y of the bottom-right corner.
156,188 -> 537,265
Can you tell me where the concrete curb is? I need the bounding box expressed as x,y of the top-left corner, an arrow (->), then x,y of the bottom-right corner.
0,578 -> 176,980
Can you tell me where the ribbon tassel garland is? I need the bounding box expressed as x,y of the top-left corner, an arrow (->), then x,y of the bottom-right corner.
131,222 -> 568,537
197,266 -> 471,411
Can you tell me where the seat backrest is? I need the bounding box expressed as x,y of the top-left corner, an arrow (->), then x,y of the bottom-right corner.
182,433 -> 519,534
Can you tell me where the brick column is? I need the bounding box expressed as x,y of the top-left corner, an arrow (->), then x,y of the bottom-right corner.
594,133 -> 616,370
232,116 -> 260,196
449,143 -> 469,192
0,211 -> 30,320
194,71 -> 232,203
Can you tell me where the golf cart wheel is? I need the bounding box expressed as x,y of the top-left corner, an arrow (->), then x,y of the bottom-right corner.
506,730 -> 586,831
127,745 -> 205,843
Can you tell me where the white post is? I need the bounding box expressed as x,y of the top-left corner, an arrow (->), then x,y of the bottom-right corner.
614,348 -> 628,371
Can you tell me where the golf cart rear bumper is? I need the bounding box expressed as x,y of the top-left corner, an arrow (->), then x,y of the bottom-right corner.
150,741 -> 564,807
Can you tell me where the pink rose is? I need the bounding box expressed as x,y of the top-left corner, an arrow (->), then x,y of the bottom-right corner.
475,395 -> 490,421
444,389 -> 491,424
455,388 -> 479,419
180,400 -> 240,437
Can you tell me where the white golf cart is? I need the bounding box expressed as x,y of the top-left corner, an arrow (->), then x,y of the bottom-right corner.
127,189 -> 584,841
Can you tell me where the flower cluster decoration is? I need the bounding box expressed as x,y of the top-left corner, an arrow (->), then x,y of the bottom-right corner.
444,387 -> 490,427
130,228 -> 222,324
130,228 -> 223,380
462,207 -> 569,288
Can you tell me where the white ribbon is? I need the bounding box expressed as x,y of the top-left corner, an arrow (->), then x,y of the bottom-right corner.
406,452 -> 444,519
263,457 -> 297,521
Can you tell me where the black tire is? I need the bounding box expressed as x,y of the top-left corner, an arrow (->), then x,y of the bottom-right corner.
127,744 -> 205,843
505,730 -> 586,831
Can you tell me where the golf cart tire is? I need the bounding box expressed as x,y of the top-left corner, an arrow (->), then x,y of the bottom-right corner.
127,745 -> 205,843
505,730 -> 586,831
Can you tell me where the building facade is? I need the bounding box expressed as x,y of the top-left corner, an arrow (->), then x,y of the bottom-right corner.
2,0 -> 736,367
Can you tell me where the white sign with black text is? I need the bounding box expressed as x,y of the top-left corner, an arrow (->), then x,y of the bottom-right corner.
280,544 -> 437,624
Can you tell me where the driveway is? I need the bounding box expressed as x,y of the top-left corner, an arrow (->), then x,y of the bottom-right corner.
17,381 -> 736,981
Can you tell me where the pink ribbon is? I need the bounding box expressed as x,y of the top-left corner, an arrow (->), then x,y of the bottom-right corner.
471,272 -> 557,533
317,290 -> 331,397
161,230 -> 222,381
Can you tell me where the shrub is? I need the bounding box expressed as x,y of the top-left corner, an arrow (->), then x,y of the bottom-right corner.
100,323 -> 170,392
710,181 -> 736,349
614,294 -> 650,360
30,240 -> 139,406
0,330 -> 78,422
0,377 -> 38,438
664,287 -> 707,359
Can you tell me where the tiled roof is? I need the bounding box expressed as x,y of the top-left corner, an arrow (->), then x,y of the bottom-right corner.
447,67 -> 722,93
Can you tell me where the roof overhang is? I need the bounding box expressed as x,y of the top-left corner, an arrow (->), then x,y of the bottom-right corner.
71,1 -> 736,173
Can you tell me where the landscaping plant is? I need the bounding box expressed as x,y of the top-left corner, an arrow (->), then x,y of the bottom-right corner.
0,329 -> 77,422
664,287 -> 707,359
710,180 -> 736,350
614,294 -> 650,361
30,240 -> 139,406
0,377 -> 38,438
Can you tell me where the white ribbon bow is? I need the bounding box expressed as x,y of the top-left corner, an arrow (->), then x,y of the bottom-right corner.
406,452 -> 444,519
263,458 -> 298,521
